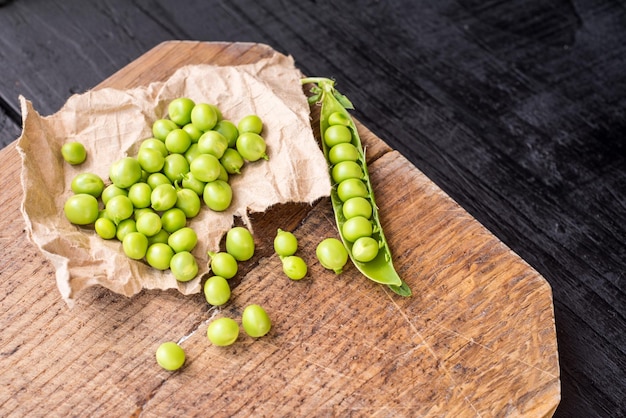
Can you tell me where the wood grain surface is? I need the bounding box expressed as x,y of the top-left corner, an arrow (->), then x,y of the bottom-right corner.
0,41 -> 559,417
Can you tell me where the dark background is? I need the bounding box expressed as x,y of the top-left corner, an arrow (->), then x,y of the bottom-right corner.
1,1 -> 624,416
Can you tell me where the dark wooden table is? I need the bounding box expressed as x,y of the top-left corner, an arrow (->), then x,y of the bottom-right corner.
0,1 -> 623,417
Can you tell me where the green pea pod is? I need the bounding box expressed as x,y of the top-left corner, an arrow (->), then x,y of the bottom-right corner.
301,77 -> 411,297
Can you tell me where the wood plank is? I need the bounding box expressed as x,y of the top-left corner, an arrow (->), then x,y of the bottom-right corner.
0,41 -> 559,417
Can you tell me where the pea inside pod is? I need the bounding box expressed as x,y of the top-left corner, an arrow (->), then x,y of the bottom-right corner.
301,77 -> 411,297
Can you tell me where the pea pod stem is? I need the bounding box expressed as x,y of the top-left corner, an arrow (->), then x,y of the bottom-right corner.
301,77 -> 411,297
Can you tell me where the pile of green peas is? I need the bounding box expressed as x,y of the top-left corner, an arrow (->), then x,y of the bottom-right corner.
62,97 -> 269,282
324,112 -> 380,264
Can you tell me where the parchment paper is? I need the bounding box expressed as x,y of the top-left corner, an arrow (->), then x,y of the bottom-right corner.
17,54 -> 330,307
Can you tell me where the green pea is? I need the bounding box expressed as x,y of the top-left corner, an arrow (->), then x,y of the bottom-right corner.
146,243 -> 174,270
214,120 -> 239,148
135,211 -> 162,237
95,217 -> 116,240
324,124 -> 352,147
208,251 -> 238,279
328,143 -> 359,164
64,194 -> 99,225
61,142 -> 87,165
161,208 -> 187,233
282,255 -> 307,280
109,157 -> 142,189
170,251 -> 198,282
168,97 -> 195,126
341,216 -> 373,242
237,114 -> 263,134
152,119 -> 178,141
225,226 -> 255,261
351,236 -> 379,263
331,161 -> 363,183
203,276 -> 231,306
273,229 -> 298,257
175,187 -> 201,218
342,197 -> 373,219
241,304 -> 271,338
316,238 -> 348,274
71,173 -> 105,198
128,182 -> 152,209
207,317 -> 239,346
190,103 -> 218,131
115,219 -> 137,241
203,180 -> 232,212
337,178 -> 368,202
123,232 -> 149,260
155,341 -> 185,371
197,131 -> 229,159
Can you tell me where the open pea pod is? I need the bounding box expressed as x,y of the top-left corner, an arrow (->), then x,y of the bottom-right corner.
301,77 -> 411,297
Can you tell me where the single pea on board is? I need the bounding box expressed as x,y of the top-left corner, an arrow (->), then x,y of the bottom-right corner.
301,77 -> 411,297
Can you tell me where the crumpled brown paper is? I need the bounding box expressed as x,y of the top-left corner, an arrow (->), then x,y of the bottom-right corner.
17,54 -> 330,306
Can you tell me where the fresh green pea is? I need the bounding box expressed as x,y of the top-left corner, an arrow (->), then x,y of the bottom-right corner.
109,157 -> 142,189
203,180 -> 232,212
337,178 -> 368,202
168,97 -> 195,126
151,184 -> 178,212
203,276 -> 231,306
282,255 -> 308,280
236,132 -> 268,161
162,153 -> 190,183
61,142 -> 87,165
146,243 -> 174,270
241,304 -> 271,338
155,341 -> 185,371
147,229 -> 170,246
147,172 -> 171,189
237,114 -> 263,134
168,227 -> 197,253
206,317 -> 239,346
225,226 -> 255,261
95,217 -> 116,239
351,236 -> 380,263
220,148 -> 245,175
214,120 -> 239,147
182,123 -> 203,143
190,153 -> 221,183
190,103 -> 218,131
198,131 -> 229,159
342,197 -> 373,219
170,251 -> 198,282
341,216 -> 373,242
128,182 -> 152,209
208,251 -> 238,279
152,119 -> 178,141
161,208 -> 187,233
64,194 -> 99,225
331,161 -> 363,183
328,111 -> 351,127
273,229 -> 298,257
140,138 -> 169,157
165,129 -> 192,154
315,238 -> 348,274
71,173 -> 105,198
184,143 -> 202,164
324,124 -> 352,147
181,172 -> 206,196
101,184 -> 128,206
328,143 -> 359,164
137,147 -> 165,173
135,211 -> 162,237
106,194 -> 134,225
175,188 -> 201,218
123,232 -> 149,260
115,219 -> 137,241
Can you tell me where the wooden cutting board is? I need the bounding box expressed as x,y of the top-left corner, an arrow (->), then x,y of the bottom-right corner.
0,41 -> 560,417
